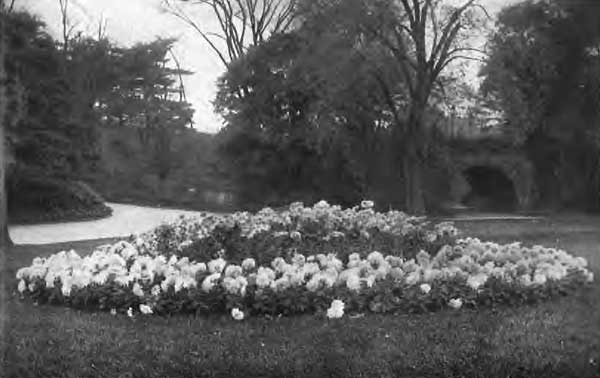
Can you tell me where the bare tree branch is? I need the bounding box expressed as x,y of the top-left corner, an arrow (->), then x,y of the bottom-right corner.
59,0 -> 70,52
97,14 -> 108,41
162,0 -> 230,66
162,0 -> 297,67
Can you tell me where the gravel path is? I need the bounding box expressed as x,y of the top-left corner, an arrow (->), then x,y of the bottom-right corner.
9,203 -> 207,245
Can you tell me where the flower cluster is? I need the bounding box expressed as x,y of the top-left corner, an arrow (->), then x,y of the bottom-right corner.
130,200 -> 459,264
15,235 -> 594,319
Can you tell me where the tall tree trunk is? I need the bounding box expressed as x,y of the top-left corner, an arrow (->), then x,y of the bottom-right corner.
0,7 -> 12,248
403,143 -> 426,215
403,95 -> 427,215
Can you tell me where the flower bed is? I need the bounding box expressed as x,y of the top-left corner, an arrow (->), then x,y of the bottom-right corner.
131,200 -> 459,265
15,215 -> 594,319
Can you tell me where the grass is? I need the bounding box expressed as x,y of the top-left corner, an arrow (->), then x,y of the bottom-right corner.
1,219 -> 599,378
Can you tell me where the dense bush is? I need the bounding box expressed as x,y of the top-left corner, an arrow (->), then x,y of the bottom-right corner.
8,177 -> 112,224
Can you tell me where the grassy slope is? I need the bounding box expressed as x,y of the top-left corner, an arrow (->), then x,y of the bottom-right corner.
1,220 -> 599,378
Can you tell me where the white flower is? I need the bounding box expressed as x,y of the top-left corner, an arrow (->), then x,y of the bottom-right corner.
518,274 -> 533,287
448,298 -> 463,309
290,231 -> 302,241
18,280 -> 26,294
533,273 -> 547,286
61,280 -> 72,297
28,283 -> 36,292
127,307 -> 134,317
360,200 -> 374,209
224,265 -> 243,278
241,258 -> 256,271
367,251 -> 384,265
466,273 -> 488,291
363,275 -> 376,288
419,283 -> 431,294
315,200 -> 329,208
132,282 -> 145,297
306,276 -> 321,292
208,258 -> 227,274
346,275 -> 361,292
326,299 -> 345,319
202,273 -> 221,293
231,308 -> 245,321
139,304 -> 153,315
405,271 -> 420,286
16,267 -> 29,280
255,272 -> 273,289
292,253 -> 306,266
151,285 -> 161,297
586,271 -> 594,283
271,257 -> 287,273
110,308 -> 117,315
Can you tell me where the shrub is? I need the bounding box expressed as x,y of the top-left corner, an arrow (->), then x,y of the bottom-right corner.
8,177 -> 112,224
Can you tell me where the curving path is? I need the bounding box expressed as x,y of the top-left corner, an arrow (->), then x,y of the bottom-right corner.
9,203 -> 208,245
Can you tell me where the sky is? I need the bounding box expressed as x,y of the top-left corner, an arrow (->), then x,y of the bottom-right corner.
18,0 -> 522,134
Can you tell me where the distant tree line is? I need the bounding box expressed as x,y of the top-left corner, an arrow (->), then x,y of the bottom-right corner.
165,0 -> 488,212
168,0 -> 600,213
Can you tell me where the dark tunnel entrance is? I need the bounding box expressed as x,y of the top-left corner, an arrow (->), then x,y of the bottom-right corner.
462,166 -> 518,212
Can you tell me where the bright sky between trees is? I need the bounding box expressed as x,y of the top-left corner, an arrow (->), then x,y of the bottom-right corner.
18,0 -> 521,134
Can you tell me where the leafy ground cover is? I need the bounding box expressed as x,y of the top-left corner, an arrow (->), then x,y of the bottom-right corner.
2,217 -> 599,378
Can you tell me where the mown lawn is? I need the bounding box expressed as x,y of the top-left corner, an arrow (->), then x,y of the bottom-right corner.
1,218 -> 599,378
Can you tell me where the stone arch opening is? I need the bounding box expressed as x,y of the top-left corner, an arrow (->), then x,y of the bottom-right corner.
462,166 -> 518,211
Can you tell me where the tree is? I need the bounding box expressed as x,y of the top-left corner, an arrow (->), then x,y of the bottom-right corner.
481,0 -> 600,209
1,1 -> 10,247
215,0 -> 473,211
98,38 -> 195,195
215,29 -> 388,207
162,0 -> 297,67
333,0 -> 489,213
58,0 -> 78,53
